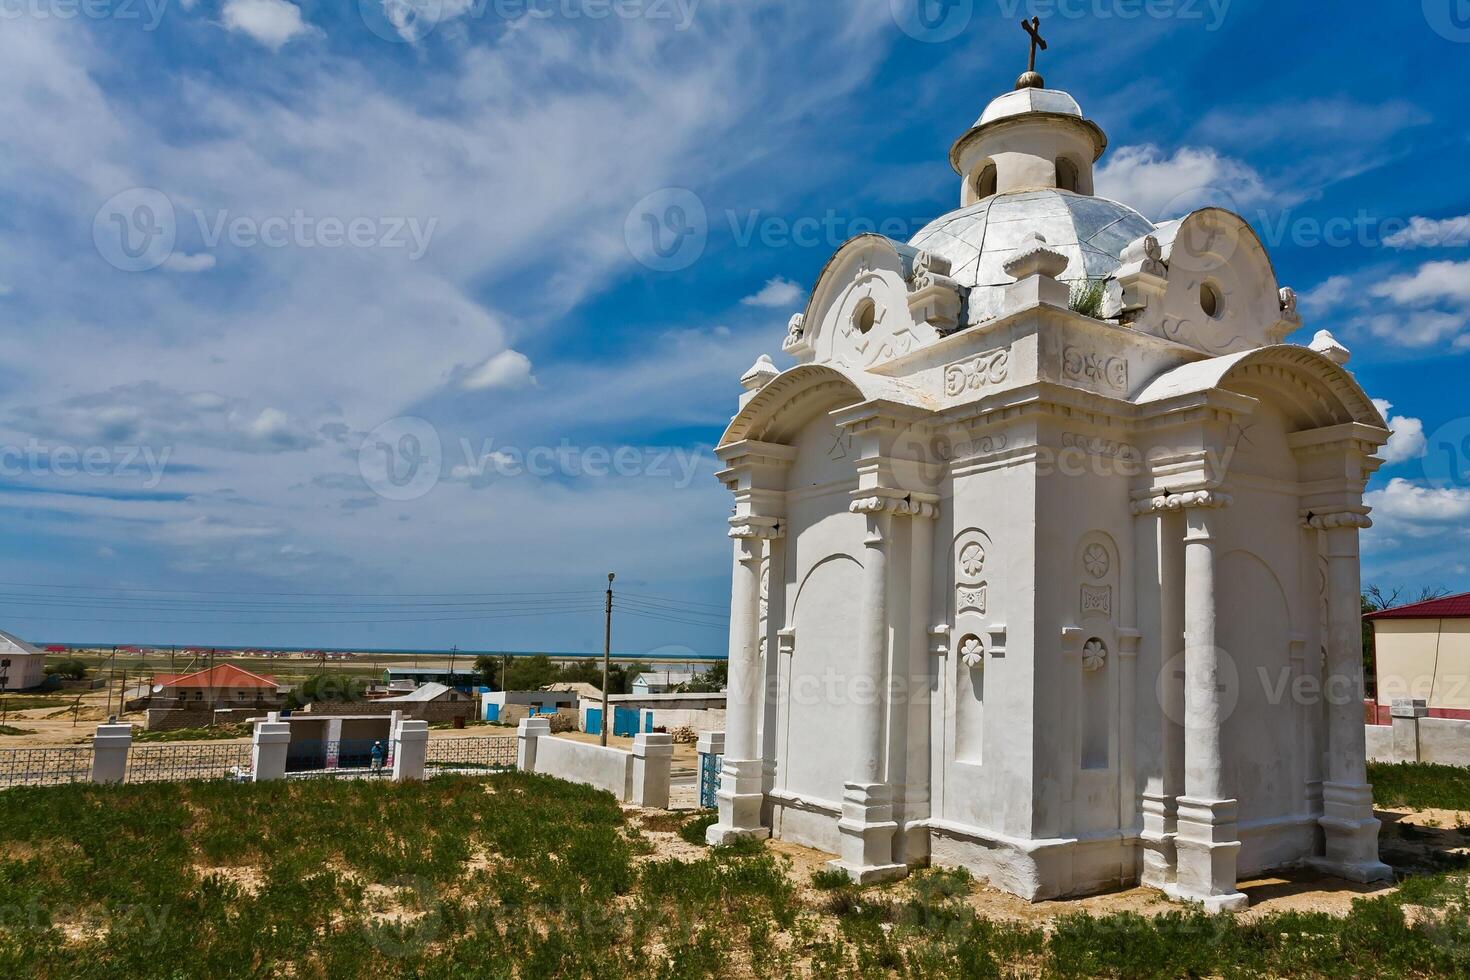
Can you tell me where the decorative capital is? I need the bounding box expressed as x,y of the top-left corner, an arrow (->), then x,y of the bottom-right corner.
729,515 -> 784,540
1301,510 -> 1372,531
1131,489 -> 1234,515
850,490 -> 939,519
739,354 -> 780,393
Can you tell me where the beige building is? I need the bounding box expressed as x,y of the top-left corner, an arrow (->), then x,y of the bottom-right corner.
1369,593 -> 1470,720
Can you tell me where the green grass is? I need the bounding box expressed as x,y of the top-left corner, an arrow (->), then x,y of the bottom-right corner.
1068,278 -> 1107,318
2,769 -> 1470,977
0,696 -> 73,712
130,724 -> 253,744
1371,761 -> 1470,811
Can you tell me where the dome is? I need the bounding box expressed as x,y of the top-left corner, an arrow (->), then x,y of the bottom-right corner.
909,189 -> 1155,324
976,87 -> 1084,126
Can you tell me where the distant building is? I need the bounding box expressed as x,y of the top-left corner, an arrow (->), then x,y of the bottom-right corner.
152,664 -> 285,708
1368,592 -> 1470,720
378,682 -> 474,706
0,631 -> 47,691
631,670 -> 695,695
381,667 -> 478,692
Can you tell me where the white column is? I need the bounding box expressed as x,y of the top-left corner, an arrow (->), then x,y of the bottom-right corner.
251,714 -> 291,782
91,723 -> 132,784
392,720 -> 429,781
1311,515 -> 1391,881
631,732 -> 675,809
708,525 -> 777,844
830,495 -> 906,884
517,716 -> 550,771
1139,507 -> 1185,889
1170,499 -> 1248,912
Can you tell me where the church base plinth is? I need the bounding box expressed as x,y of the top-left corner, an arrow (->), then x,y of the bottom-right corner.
1139,793 -> 1177,889
1308,782 -> 1391,882
1168,797 -> 1248,912
707,758 -> 769,846
830,782 -> 907,884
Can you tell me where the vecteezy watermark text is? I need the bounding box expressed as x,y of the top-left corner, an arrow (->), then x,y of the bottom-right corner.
356,417 -> 708,501
0,440 -> 172,488
93,188 -> 437,272
0,0 -> 170,30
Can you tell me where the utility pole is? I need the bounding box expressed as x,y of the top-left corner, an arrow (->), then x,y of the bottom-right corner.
600,572 -> 614,746
449,645 -> 459,689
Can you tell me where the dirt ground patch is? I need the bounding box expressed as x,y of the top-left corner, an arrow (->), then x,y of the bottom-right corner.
644,805 -> 1469,924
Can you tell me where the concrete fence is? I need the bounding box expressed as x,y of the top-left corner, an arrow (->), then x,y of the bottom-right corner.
0,718 -> 514,789
1367,698 -> 1470,767
516,717 -> 674,807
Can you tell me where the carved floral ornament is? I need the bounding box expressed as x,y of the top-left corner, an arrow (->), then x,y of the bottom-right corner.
960,542 -> 986,577
1082,543 -> 1109,579
959,634 -> 985,669
1062,345 -> 1128,391
944,347 -> 1010,396
1082,638 -> 1108,672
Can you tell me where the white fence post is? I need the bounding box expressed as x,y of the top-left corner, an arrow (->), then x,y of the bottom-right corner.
393,721 -> 430,781
252,713 -> 292,781
91,723 -> 132,784
517,717 -> 550,772
1390,698 -> 1428,763
631,732 -> 674,809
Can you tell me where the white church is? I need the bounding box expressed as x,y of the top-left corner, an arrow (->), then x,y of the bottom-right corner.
707,38 -> 1392,911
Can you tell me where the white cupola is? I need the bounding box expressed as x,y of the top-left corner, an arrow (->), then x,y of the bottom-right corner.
948,77 -> 1108,207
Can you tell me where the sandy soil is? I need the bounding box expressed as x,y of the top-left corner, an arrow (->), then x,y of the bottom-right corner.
625,805 -> 1470,924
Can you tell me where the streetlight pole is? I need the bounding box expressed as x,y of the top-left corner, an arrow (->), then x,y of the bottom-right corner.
601,572 -> 614,747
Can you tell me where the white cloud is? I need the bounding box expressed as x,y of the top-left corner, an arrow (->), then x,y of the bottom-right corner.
1372,399 -> 1428,466
1359,311 -> 1466,348
740,277 -> 804,309
1095,144 -> 1274,220
162,252 -> 216,273
1300,275 -> 1352,316
460,349 -> 535,391
1370,260 -> 1470,308
221,0 -> 316,50
1384,214 -> 1470,250
12,382 -> 319,453
1367,478 -> 1470,528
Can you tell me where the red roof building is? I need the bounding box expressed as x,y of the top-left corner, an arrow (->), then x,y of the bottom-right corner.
1365,592 -> 1470,620
152,664 -> 283,706
1366,591 -> 1470,721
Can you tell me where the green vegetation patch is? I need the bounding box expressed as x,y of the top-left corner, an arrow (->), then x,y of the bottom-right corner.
1372,761 -> 1470,811
130,724 -> 253,744
1,764 -> 1469,977
0,725 -> 36,736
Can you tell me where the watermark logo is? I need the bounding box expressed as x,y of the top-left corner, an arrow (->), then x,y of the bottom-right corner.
358,0 -> 442,43
624,187 -> 707,272
1424,0 -> 1470,42
1423,417 -> 1470,489
93,187 -> 176,273
891,0 -> 974,42
359,417 -> 443,502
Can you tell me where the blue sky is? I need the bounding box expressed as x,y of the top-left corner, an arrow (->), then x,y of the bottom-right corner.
0,0 -> 1468,655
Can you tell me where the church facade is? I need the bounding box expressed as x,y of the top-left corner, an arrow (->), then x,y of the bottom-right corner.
707,68 -> 1392,911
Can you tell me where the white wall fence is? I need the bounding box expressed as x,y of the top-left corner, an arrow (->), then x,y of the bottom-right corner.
0,720 -> 519,789
1367,698 -> 1470,767
516,717 -> 674,808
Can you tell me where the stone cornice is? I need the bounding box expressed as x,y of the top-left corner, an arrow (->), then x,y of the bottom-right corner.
1131,489 -> 1234,515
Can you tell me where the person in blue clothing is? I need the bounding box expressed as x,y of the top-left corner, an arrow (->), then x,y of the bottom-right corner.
370,740 -> 385,774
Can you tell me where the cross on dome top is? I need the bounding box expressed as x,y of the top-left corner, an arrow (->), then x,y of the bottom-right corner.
1018,17 -> 1047,90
